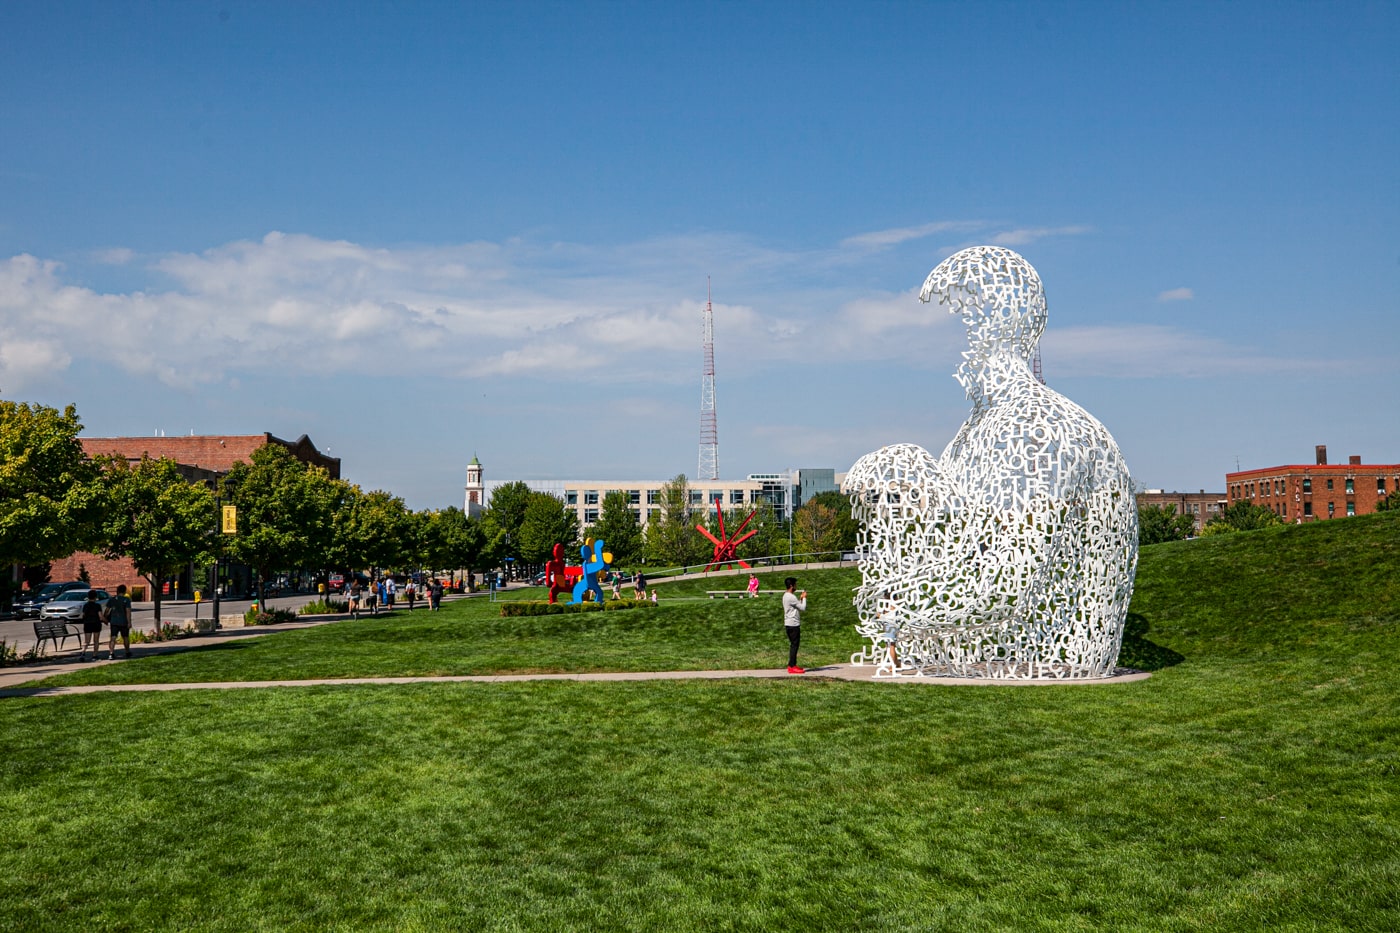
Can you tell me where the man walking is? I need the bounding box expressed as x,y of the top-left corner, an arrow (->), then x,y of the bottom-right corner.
429,578 -> 443,611
782,577 -> 807,674
104,584 -> 134,659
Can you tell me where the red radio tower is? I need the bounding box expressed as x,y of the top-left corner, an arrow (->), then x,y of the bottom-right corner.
1032,347 -> 1045,385
698,278 -> 718,480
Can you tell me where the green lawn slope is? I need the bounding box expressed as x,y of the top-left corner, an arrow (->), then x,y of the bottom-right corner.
1,512 -> 1396,931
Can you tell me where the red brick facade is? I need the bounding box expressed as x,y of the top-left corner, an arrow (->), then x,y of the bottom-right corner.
29,432 -> 340,601
1226,447 -> 1399,522
80,433 -> 339,478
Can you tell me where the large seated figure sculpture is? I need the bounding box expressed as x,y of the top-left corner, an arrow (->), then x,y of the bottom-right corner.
843,246 -> 1138,679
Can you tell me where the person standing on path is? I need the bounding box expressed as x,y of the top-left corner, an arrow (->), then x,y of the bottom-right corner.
104,584 -> 134,659
782,577 -> 807,674
80,590 -> 104,661
384,577 -> 396,610
404,580 -> 416,611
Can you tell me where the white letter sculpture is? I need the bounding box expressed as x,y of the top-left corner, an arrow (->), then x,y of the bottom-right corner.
843,246 -> 1137,679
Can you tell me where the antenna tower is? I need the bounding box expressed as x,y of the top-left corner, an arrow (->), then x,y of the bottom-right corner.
1032,347 -> 1045,385
698,278 -> 719,480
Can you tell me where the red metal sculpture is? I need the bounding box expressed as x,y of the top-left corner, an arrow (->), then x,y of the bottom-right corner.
696,501 -> 759,572
544,542 -> 582,604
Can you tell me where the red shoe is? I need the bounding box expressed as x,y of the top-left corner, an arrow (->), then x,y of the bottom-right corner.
787,666 -> 805,674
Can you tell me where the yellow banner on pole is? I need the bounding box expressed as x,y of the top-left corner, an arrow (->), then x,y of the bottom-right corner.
222,505 -> 238,534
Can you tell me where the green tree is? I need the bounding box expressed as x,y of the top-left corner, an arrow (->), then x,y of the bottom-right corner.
805,490 -> 859,552
742,500 -> 787,562
1138,503 -> 1197,545
0,400 -> 103,572
517,493 -> 579,567
325,482 -> 415,576
423,506 -> 486,582
225,445 -> 338,607
481,481 -> 533,571
592,491 -> 644,567
793,500 -> 841,557
99,455 -> 216,625
1202,499 -> 1284,536
645,475 -> 708,568
1377,491 -> 1398,512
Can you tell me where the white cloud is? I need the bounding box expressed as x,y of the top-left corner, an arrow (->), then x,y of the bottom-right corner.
1157,287 -> 1194,302
987,225 -> 1093,246
0,227 -> 1326,397
840,221 -> 982,251
1040,324 -> 1338,379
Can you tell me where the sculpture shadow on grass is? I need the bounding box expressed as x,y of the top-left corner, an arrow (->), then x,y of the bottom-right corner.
1117,612 -> 1185,671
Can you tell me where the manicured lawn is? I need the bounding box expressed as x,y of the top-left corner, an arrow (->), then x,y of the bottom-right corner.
32,570 -> 863,686
1,512 -> 1397,930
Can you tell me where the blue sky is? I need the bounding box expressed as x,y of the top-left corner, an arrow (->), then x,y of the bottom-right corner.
3,1 -> 1397,509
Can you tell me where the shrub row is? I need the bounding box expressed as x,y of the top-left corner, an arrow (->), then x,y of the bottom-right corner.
245,607 -> 300,625
299,598 -> 349,615
500,599 -> 656,618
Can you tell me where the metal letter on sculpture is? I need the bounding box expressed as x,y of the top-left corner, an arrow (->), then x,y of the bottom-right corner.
843,246 -> 1138,679
697,502 -> 758,572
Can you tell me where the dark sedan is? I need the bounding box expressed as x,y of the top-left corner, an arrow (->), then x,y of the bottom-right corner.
14,581 -> 88,618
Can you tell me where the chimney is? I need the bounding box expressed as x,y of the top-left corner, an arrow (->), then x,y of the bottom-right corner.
1315,445 -> 1327,465
1349,455 -> 1361,465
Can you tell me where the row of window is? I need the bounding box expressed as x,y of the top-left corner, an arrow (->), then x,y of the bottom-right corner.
565,488 -> 765,507
1232,476 -> 1392,500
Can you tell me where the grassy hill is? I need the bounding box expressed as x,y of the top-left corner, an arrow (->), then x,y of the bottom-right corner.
1,511 -> 1396,931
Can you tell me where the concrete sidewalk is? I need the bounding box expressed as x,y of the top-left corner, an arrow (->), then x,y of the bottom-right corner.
0,660 -> 1150,698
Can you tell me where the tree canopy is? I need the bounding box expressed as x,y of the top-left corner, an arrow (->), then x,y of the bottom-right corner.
0,400 -> 103,569
592,491 -> 644,567
645,475 -> 707,567
1201,500 -> 1284,535
517,493 -> 579,566
98,455 -> 216,623
1138,503 -> 1197,545
225,444 -> 337,602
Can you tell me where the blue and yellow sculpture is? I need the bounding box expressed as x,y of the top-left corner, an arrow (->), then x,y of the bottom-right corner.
570,538 -> 613,605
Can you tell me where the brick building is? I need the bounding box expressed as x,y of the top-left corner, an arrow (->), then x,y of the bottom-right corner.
80,433 -> 340,479
46,432 -> 338,599
1135,490 -> 1227,533
1226,445 -> 1399,522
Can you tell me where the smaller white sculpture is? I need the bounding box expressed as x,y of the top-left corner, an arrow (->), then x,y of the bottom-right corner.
843,246 -> 1137,679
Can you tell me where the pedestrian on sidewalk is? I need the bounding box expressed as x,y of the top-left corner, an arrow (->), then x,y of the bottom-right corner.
782,577 -> 807,674
80,590 -> 104,661
384,577 -> 396,610
104,584 -> 134,659
349,580 -> 362,619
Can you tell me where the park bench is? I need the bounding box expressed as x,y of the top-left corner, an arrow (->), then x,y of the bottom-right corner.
32,619 -> 83,655
706,590 -> 766,599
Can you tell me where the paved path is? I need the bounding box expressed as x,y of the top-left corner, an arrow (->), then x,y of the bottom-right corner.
1,658 -> 1149,698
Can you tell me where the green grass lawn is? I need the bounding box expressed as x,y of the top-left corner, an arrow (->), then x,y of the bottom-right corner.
30,570 -> 861,686
2,513 -> 1397,930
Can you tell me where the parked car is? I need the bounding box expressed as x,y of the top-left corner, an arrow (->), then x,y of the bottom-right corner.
39,588 -> 111,622
15,581 -> 89,619
530,572 -> 547,587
